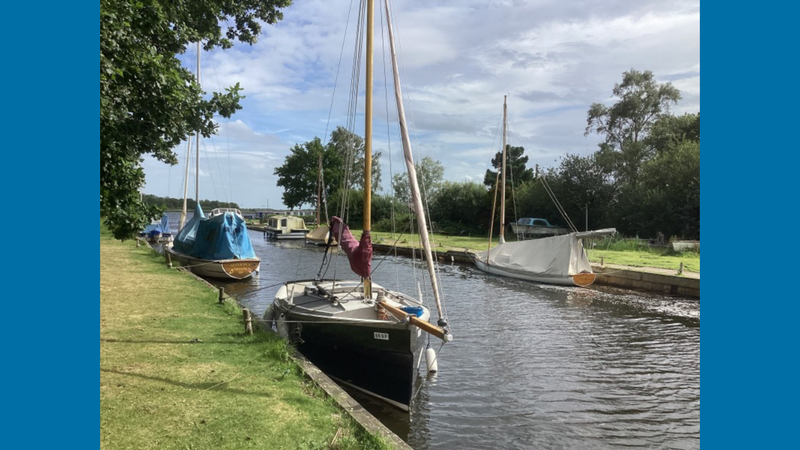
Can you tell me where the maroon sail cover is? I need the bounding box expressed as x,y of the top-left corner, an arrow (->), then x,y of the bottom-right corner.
330,216 -> 372,278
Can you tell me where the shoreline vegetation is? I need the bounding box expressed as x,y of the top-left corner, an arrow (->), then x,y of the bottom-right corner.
99,225 -> 390,449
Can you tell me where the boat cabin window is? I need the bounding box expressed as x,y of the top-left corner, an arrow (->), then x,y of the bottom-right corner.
281,219 -> 287,227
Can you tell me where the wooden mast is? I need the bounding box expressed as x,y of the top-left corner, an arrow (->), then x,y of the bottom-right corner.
499,95 -> 507,244
363,0 -> 374,298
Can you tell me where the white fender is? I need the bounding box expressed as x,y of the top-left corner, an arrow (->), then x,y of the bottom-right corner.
425,346 -> 438,373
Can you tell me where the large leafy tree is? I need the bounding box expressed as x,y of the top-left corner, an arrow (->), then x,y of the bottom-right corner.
645,113 -> 700,156
392,156 -> 445,205
274,137 -> 345,211
553,153 -> 617,230
429,181 -> 491,233
100,0 -> 291,239
585,69 -> 681,186
327,127 -> 382,191
273,127 -> 384,211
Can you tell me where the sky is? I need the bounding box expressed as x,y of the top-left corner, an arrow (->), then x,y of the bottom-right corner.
141,0 -> 700,209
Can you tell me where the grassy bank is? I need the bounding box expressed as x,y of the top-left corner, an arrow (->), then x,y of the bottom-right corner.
100,227 -> 389,449
585,248 -> 699,273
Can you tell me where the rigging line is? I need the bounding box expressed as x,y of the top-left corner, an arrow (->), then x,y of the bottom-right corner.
167,156 -> 172,199
539,175 -> 576,232
504,119 -> 522,226
506,115 -> 575,230
332,0 -> 368,281
227,117 -> 232,206
488,111 -> 503,169
207,52 -> 234,205
179,135 -> 193,228
200,138 -> 222,205
378,2 -> 399,290
539,176 -> 578,232
538,176 -> 566,228
340,0 -> 365,221
370,222 -> 411,274
207,135 -> 231,205
327,0 -> 364,278
293,243 -> 306,283
323,0 -> 357,145
507,148 -> 520,226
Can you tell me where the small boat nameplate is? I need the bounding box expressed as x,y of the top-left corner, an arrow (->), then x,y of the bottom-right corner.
374,332 -> 389,341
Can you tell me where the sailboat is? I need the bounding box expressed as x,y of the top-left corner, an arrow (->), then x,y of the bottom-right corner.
266,0 -> 452,411
165,42 -> 260,280
305,154 -> 337,246
469,96 -> 615,287
139,213 -> 173,246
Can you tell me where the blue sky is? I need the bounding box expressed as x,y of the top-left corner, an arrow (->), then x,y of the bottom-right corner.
141,0 -> 700,209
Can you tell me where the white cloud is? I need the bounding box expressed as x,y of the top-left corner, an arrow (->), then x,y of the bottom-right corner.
145,0 -> 700,208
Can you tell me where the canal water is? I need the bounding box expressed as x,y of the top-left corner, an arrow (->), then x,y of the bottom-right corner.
166,215 -> 700,449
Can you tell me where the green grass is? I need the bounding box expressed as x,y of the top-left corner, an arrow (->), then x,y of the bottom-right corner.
100,226 -> 390,450
359,229 -> 495,252
585,237 -> 700,273
586,248 -> 699,273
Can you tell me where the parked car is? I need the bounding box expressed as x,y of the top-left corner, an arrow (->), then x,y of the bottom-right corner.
509,218 -> 570,238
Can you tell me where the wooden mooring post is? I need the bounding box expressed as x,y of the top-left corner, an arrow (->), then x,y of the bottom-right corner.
218,287 -> 225,304
166,251 -> 172,268
243,308 -> 253,335
678,262 -> 684,275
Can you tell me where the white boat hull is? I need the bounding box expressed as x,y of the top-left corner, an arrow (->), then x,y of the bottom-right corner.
165,247 -> 260,280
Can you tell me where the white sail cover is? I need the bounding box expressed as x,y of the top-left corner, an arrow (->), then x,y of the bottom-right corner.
474,233 -> 593,278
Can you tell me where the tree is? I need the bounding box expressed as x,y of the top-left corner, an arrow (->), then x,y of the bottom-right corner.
327,127 -> 382,192
639,141 -> 700,238
100,0 -> 291,239
585,69 -> 681,186
392,156 -> 445,205
142,194 -> 239,211
273,136 -> 347,211
483,145 -> 534,188
645,113 -> 700,155
429,181 -> 491,233
275,138 -> 322,210
553,153 -> 617,230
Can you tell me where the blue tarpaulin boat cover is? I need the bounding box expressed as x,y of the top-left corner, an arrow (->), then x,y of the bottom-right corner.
142,214 -> 171,237
173,204 -> 257,260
